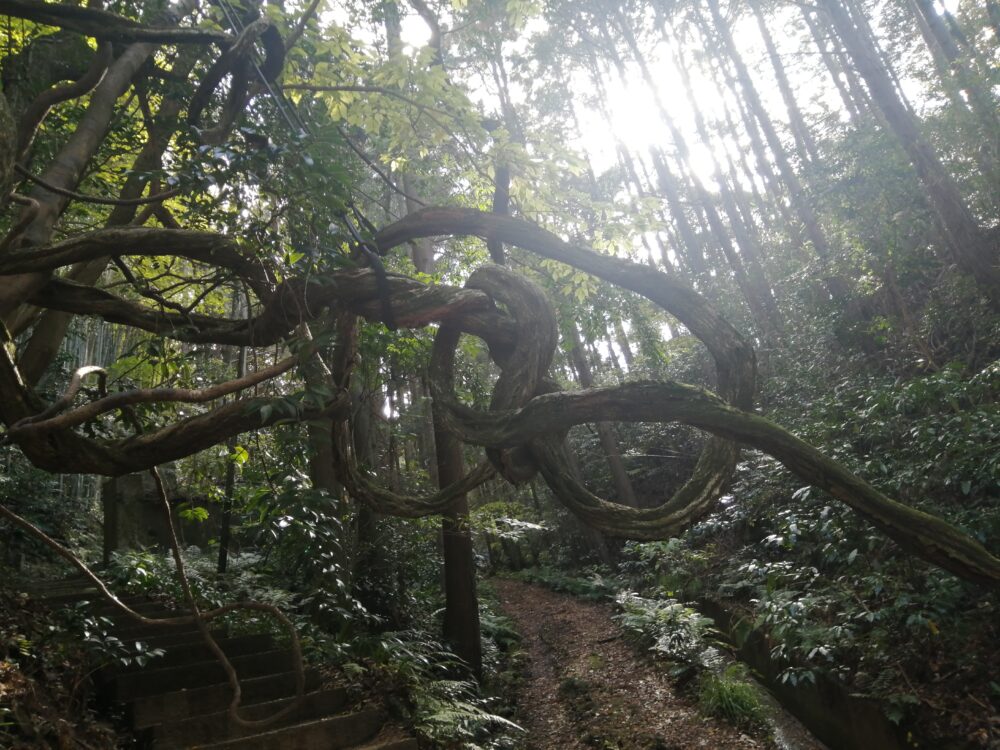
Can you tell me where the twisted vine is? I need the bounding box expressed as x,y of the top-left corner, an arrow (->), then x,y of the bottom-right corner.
2,208 -> 998,591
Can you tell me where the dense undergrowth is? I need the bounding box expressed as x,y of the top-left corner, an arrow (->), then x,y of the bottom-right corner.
105,544 -> 523,749
0,490 -> 524,750
0,581 -> 119,749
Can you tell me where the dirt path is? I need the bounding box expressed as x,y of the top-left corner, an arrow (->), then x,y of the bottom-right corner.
493,578 -> 767,750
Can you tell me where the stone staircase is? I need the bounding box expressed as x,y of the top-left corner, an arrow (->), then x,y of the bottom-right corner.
26,577 -> 417,750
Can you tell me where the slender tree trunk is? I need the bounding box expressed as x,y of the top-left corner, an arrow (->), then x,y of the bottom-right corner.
843,0 -> 915,114
750,0 -> 821,164
617,17 -> 779,334
589,69 -> 675,270
486,49 -> 523,265
705,0 -> 849,301
716,85 -> 785,231
383,0 -> 432,271
669,25 -> 784,338
353,377 -> 400,623
648,148 -> 707,277
822,0 -> 1000,301
802,8 -> 868,122
415,377 -> 439,485
908,0 -> 999,170
702,28 -> 796,231
590,36 -> 708,278
908,0 -> 974,116
435,413 -> 482,677
218,293 -> 247,574
613,317 -> 635,369
605,330 -> 626,379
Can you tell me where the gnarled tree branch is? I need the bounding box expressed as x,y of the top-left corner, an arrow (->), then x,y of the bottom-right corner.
6,356 -> 299,439
0,0 -> 232,45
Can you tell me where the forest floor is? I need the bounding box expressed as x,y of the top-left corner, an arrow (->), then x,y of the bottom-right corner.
493,578 -> 827,750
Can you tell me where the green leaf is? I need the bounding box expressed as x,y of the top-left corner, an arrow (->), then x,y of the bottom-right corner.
178,505 -> 210,522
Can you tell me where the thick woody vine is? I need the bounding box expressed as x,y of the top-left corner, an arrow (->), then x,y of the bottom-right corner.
4,208 -> 997,586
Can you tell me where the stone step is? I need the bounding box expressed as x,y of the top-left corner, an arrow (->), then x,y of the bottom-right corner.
117,633 -> 275,673
146,687 -> 349,749
129,668 -> 320,729
86,608 -> 179,632
21,576 -> 92,593
195,707 -> 385,750
38,591 -> 160,623
113,648 -> 296,699
114,619 -> 215,641
89,600 -> 173,616
135,627 -> 229,651
94,601 -> 177,619
32,588 -> 130,605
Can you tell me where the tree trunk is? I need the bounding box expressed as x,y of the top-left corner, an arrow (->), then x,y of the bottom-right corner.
383,0 -> 480,669
0,0 -> 199,319
353,377 -> 398,624
802,8 -> 868,122
822,0 -> 1000,302
646,149 -> 708,277
843,0 -> 915,113
702,26 -> 797,231
705,0 -> 849,301
613,317 -> 635,369
750,0 -> 821,164
15,49 -> 199,384
0,96 -> 13,200
217,292 -> 247,574
669,25 -> 784,339
414,377 -> 439,485
383,0 -> 434,273
907,0 -> 999,174
590,40 -> 707,278
434,413 -> 482,677
588,70 -> 677,272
